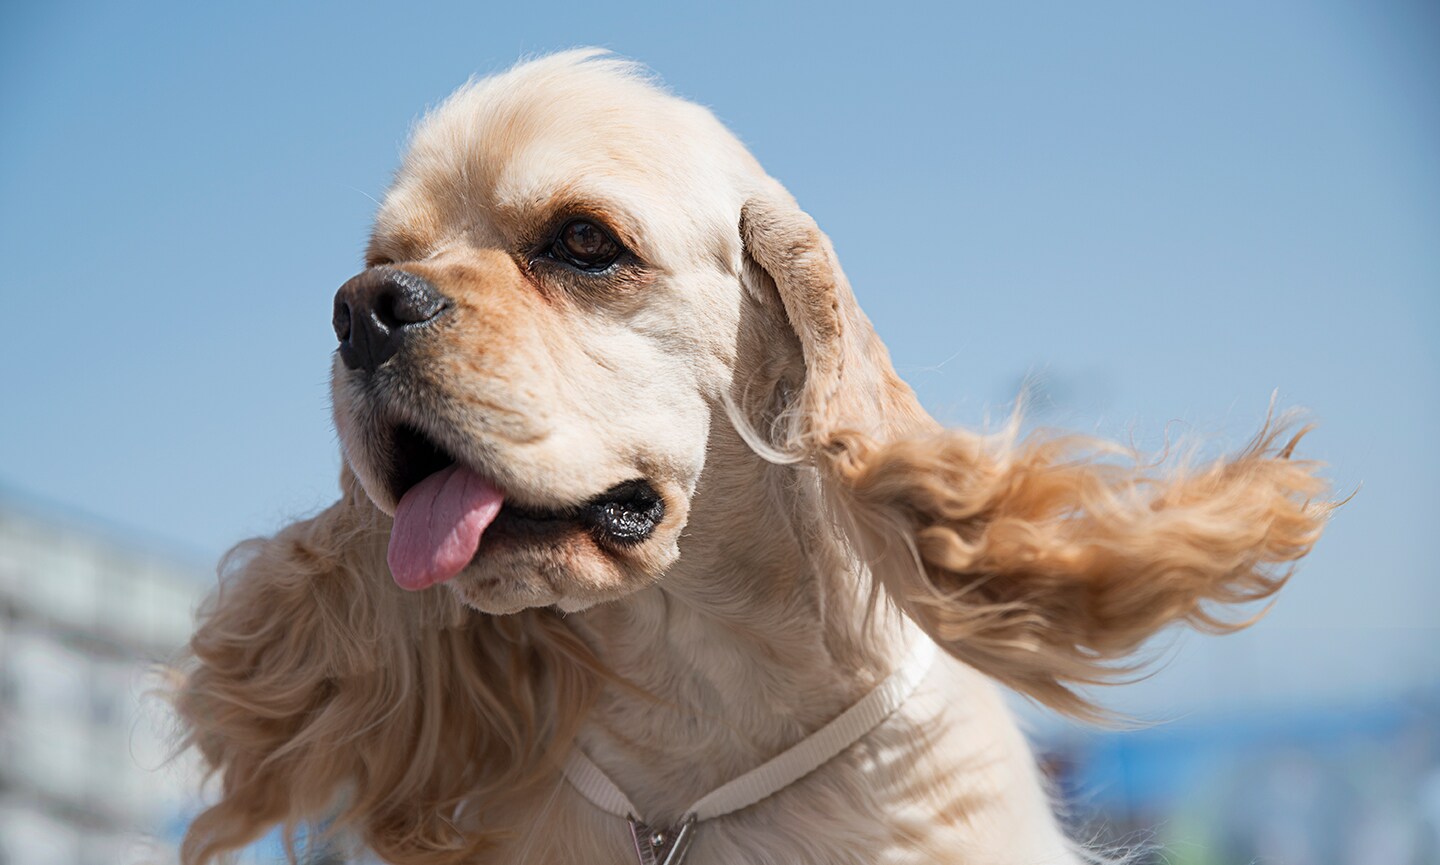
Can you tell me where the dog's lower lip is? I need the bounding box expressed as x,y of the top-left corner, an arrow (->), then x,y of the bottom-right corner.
581,480 -> 665,545
481,479 -> 666,551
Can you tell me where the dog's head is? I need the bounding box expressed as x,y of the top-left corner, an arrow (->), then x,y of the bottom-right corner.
331,50 -> 918,615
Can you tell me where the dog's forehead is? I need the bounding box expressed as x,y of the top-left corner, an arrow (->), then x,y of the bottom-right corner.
375,54 -> 752,255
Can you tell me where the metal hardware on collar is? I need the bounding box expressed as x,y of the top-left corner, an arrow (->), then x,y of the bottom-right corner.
563,636 -> 938,865
628,813 -> 696,865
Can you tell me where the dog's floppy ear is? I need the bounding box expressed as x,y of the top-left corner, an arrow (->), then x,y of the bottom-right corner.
174,467 -> 599,864
740,191 -> 1333,718
738,189 -> 932,449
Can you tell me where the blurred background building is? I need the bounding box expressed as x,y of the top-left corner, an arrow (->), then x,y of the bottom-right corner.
0,494 -> 201,864
0,494 -> 356,865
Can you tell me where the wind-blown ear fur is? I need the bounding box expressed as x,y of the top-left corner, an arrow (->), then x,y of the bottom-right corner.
174,468 -> 599,864
740,191 -> 1333,718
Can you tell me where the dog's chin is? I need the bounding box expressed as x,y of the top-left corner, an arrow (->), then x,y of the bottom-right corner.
446,567 -> 631,616
440,520 -> 651,615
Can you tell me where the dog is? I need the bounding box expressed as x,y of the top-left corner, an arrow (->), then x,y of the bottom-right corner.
175,50 -> 1331,865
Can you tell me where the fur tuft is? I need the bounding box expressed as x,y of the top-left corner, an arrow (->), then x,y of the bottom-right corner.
818,417 -> 1331,718
173,470 -> 601,864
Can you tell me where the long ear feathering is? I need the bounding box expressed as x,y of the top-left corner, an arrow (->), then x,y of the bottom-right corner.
173,468 -> 602,865
822,418 -> 1331,718
739,191 -> 1334,718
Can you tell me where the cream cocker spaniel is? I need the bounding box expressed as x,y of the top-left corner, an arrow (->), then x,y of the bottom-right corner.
176,51 -> 1330,865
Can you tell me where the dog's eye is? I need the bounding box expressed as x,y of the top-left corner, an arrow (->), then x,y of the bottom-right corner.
549,220 -> 622,271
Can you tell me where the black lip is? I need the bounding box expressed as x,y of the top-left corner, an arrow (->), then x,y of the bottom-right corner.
579,479 -> 665,545
384,423 -> 664,546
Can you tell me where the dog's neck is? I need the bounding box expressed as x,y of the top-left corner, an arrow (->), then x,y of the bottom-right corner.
568,423 -> 913,826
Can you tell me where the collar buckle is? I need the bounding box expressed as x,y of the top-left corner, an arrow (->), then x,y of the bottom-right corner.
627,813 -> 696,865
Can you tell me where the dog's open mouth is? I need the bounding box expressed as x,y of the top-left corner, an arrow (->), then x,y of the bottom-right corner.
383,422 -> 664,591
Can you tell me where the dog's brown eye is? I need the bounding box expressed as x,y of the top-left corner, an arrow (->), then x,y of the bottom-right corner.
551,219 -> 622,270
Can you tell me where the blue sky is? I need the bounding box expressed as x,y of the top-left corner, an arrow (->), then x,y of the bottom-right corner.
2,1 -> 1436,716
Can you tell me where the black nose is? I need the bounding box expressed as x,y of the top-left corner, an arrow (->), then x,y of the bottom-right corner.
332,268 -> 450,372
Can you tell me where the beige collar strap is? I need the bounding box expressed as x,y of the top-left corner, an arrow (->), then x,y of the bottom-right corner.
561,637 -> 938,863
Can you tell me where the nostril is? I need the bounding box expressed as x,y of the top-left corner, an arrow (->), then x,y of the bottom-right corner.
374,288 -> 402,331
333,298 -> 353,342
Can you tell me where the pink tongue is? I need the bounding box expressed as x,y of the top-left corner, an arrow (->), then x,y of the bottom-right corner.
388,464 -> 504,591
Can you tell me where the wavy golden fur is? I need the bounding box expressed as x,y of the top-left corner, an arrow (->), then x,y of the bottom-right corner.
179,471 -> 606,863
175,51 -> 1332,864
